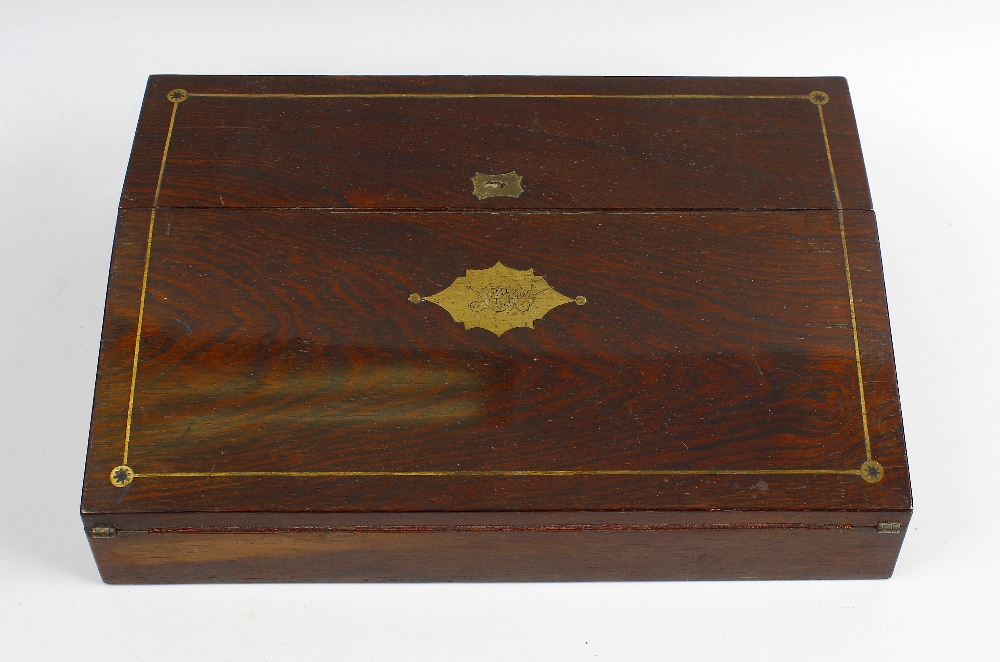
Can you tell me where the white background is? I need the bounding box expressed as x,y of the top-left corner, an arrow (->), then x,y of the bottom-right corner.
2,1 -> 998,659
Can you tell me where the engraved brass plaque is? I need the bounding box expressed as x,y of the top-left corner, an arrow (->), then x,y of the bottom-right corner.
471,171 -> 523,199
411,262 -> 585,336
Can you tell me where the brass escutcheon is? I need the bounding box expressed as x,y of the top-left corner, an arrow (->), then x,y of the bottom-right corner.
472,171 -> 523,199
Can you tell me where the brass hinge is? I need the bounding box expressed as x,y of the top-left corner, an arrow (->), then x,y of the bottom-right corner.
876,521 -> 902,534
89,525 -> 118,539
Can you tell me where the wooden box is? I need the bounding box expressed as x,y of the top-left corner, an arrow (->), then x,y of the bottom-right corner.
82,76 -> 911,582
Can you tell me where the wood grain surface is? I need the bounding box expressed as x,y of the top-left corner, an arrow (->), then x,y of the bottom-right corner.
82,76 -> 910,582
120,76 -> 872,211
82,208 -> 909,514
88,521 -> 909,583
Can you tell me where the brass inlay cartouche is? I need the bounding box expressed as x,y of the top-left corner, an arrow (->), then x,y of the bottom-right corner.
411,262 -> 583,336
472,172 -> 523,199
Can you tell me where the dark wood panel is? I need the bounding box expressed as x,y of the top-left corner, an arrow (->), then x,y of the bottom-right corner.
157,96 -> 833,210
121,76 -> 871,211
82,210 -> 908,514
88,523 -> 908,583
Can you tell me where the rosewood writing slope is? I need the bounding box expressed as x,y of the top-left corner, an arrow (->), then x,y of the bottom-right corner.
82,76 -> 911,582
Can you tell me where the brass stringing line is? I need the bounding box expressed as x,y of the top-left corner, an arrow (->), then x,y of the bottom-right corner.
188,93 -> 809,100
817,103 -> 872,463
135,469 -> 862,478
122,100 -> 178,465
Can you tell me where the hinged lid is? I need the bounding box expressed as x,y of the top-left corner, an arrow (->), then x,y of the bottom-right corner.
83,77 -> 910,523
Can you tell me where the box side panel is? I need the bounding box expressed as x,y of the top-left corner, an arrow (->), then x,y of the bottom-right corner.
88,524 -> 908,583
80,509 -> 910,531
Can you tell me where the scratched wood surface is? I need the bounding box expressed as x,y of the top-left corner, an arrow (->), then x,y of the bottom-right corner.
82,76 -> 910,581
